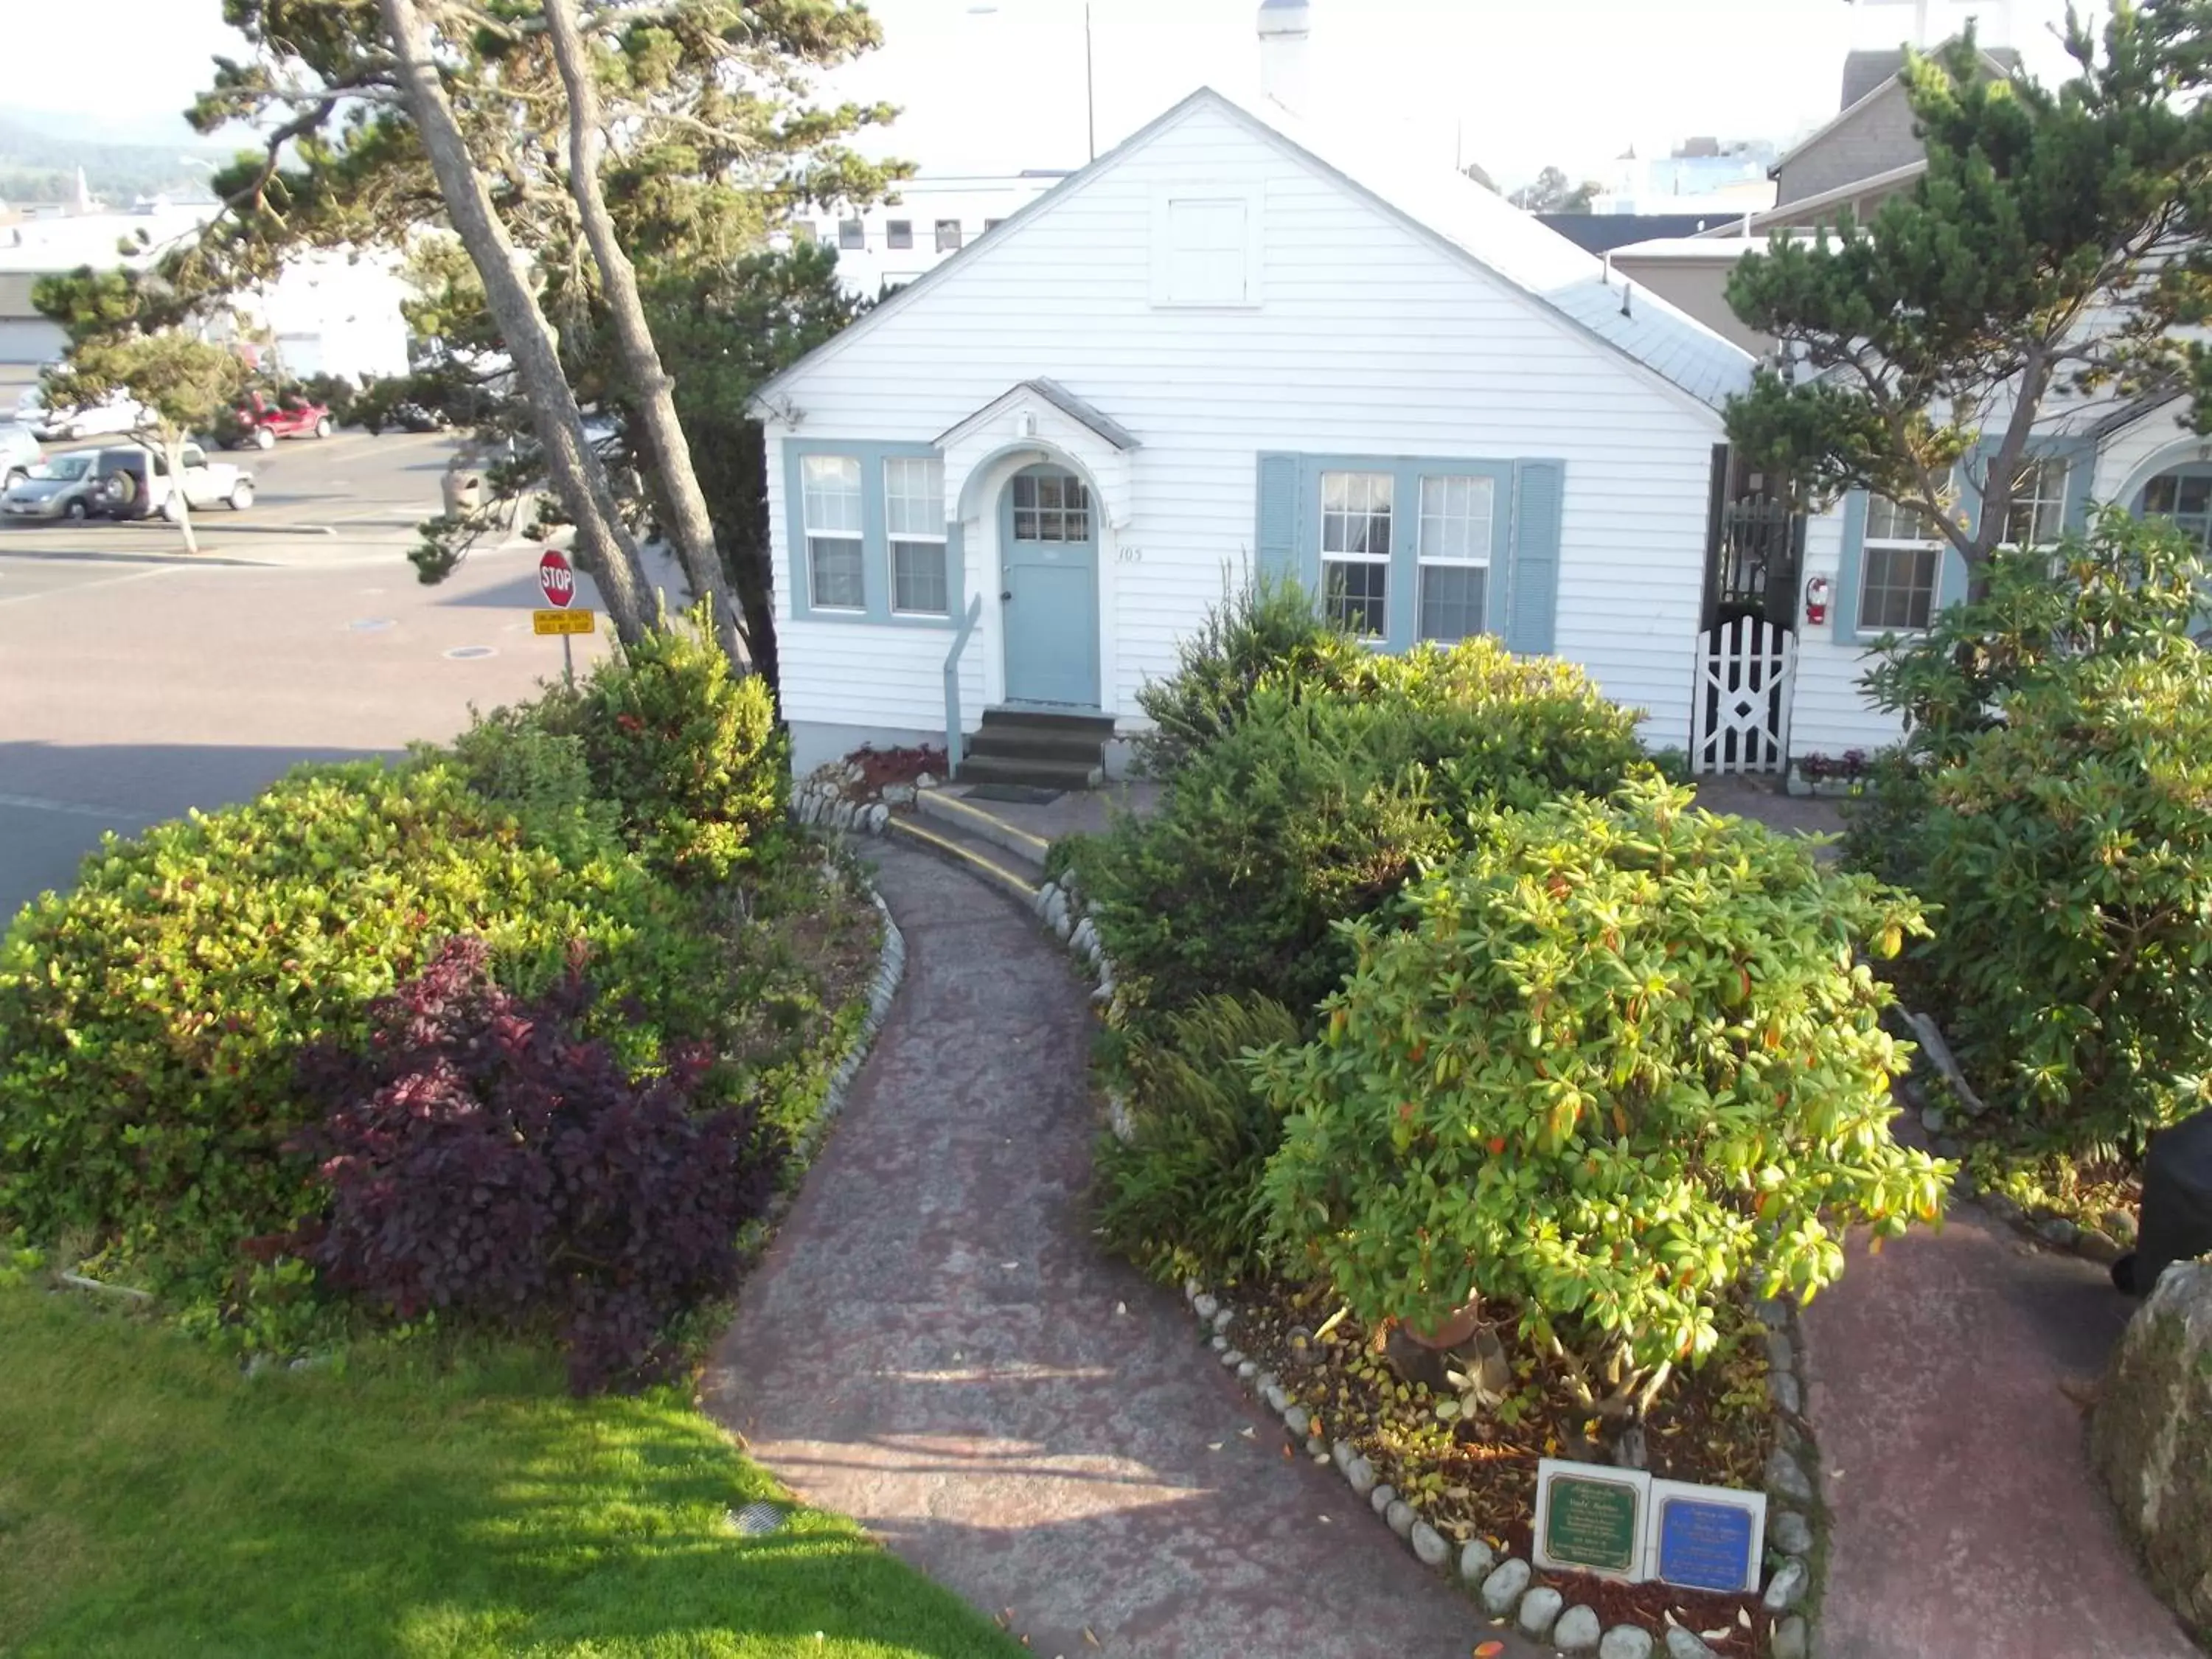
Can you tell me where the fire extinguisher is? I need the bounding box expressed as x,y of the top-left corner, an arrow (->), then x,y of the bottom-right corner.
1804,574 -> 1832,627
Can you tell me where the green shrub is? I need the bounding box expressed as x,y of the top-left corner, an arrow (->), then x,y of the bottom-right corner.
0,760 -> 716,1308
1074,636 -> 1646,1018
445,703 -> 623,869
560,611 -> 785,883
1256,779 -> 1949,1421
1133,577 -> 1366,777
1094,993 -> 1301,1284
1847,513 -> 2212,1149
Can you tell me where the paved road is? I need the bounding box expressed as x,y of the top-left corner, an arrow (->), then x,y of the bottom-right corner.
0,414 -> 669,922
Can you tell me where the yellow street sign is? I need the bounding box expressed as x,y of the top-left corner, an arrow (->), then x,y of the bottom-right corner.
533,608 -> 596,636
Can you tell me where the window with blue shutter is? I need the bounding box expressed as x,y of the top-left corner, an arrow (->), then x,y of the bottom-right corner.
1250,452 -> 1565,655
1834,439 -> 2095,644
782,437 -> 963,627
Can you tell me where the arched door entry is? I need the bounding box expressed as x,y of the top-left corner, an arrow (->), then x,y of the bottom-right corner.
999,464 -> 1101,708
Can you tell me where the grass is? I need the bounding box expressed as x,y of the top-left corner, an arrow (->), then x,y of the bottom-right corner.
0,1287 -> 1021,1659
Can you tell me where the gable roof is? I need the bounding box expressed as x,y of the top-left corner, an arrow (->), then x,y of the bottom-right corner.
936,379 -> 1142,451
1773,45 -> 2020,179
754,87 -> 1752,417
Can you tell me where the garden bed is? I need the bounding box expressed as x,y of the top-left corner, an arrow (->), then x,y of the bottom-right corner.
1224,1277 -> 1789,1653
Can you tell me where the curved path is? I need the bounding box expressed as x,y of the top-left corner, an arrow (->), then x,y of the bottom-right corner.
703,841 -> 1517,1658
1803,1205 -> 2201,1659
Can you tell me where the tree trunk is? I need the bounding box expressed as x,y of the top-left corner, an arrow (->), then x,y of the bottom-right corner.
375,0 -> 655,647
540,0 -> 748,670
162,430 -> 198,556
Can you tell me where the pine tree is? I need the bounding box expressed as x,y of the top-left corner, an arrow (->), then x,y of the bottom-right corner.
1726,4 -> 2212,593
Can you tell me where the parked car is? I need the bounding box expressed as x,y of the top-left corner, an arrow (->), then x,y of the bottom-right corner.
229,390 -> 333,449
1,423 -> 41,491
389,400 -> 451,433
89,442 -> 255,520
2,451 -> 102,521
18,387 -> 155,443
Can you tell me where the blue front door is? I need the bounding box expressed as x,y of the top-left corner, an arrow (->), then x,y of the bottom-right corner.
1001,465 -> 1100,707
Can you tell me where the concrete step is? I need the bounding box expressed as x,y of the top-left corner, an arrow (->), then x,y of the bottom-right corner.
955,751 -> 1103,790
913,790 -> 1051,872
976,708 -> 1118,740
963,725 -> 1109,764
886,810 -> 1042,908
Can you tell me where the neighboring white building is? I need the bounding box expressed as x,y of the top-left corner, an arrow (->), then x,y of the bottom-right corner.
0,204 -> 409,381
792,173 -> 1072,298
241,251 -> 413,383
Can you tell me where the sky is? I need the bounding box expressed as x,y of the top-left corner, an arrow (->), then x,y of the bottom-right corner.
11,0 -> 2103,187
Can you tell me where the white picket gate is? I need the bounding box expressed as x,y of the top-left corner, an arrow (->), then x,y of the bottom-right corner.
1691,616 -> 1796,774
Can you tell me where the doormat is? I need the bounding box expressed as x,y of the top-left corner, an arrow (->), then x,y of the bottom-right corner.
961,783 -> 1063,806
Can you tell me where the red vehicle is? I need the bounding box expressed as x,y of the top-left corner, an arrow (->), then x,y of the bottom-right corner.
231,390 -> 334,449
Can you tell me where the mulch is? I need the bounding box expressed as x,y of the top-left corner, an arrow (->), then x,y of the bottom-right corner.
842,742 -> 947,800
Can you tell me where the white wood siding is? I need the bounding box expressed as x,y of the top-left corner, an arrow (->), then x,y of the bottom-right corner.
1787,506 -> 1905,756
765,99 -> 1724,750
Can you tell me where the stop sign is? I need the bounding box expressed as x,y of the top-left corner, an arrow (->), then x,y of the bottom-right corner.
538,549 -> 576,608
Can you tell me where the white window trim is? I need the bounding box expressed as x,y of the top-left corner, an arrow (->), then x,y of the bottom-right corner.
1997,456 -> 2068,553
1319,469 -> 1393,639
1149,181 -> 1265,311
1860,498 -> 1944,636
801,455 -> 866,614
1415,474 -> 1495,641
884,456 -> 949,618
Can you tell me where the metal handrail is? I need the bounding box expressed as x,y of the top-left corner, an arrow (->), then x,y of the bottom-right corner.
943,591 -> 984,773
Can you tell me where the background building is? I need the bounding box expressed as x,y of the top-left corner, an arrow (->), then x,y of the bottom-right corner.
790,172 -> 1072,296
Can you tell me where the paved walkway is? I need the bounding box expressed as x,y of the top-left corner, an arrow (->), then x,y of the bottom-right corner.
1804,1196 -> 2199,1659
703,842 -> 1517,1658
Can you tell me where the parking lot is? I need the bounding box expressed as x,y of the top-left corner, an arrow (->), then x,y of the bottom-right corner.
0,374 -> 678,921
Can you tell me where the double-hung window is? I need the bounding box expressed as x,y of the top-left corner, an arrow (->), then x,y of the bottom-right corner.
1416,475 -> 1494,641
1319,470 -> 1392,638
838,218 -> 864,250
1859,495 -> 1944,633
801,454 -> 866,611
2001,456 -> 2069,552
885,456 -> 948,616
935,219 -> 963,251
886,219 -> 913,250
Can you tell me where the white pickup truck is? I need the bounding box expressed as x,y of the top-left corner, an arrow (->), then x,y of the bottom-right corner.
89,442 -> 256,520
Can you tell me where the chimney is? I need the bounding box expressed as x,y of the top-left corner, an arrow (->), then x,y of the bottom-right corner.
1258,0 -> 1312,114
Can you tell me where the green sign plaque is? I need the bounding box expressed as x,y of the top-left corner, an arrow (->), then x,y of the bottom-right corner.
1533,1458 -> 1651,1581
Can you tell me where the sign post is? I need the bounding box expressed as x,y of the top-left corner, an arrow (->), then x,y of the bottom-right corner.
536,549 -> 586,685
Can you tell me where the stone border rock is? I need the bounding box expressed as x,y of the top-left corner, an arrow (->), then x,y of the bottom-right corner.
1014,852 -> 1823,1657
1899,1009 -> 2137,1270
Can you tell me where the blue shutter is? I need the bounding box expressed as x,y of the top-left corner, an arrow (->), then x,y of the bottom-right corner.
1255,453 -> 1301,584
1505,459 -> 1563,655
2056,437 -> 2097,533
1834,490 -> 1868,643
783,441 -> 810,619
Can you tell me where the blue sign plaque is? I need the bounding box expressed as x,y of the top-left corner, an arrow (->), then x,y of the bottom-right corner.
1655,1494 -> 1758,1593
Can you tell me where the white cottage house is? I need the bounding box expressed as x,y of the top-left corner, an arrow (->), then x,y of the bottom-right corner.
752,1 -> 2195,787
752,48 -> 1766,781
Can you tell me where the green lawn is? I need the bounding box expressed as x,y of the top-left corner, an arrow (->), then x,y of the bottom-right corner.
0,1289 -> 1019,1659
